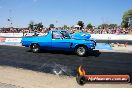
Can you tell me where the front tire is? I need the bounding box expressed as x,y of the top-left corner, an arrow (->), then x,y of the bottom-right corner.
31,44 -> 40,53
75,46 -> 87,56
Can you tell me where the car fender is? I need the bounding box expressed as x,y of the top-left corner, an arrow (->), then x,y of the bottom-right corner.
73,44 -> 88,49
30,42 -> 39,46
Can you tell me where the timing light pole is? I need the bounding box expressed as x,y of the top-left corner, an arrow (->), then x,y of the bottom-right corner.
8,9 -> 13,28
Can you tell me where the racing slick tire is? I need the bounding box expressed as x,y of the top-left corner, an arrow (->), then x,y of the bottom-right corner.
75,46 -> 87,56
31,44 -> 40,53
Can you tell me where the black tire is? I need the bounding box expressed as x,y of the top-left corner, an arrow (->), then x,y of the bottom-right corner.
76,76 -> 86,85
31,44 -> 40,53
75,46 -> 87,56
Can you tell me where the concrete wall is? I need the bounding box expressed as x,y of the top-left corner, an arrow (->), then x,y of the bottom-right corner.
0,33 -> 132,45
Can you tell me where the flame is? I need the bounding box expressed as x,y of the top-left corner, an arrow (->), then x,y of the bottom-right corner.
78,66 -> 86,76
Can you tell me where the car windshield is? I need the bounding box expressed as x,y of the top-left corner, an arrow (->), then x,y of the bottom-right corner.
60,31 -> 71,39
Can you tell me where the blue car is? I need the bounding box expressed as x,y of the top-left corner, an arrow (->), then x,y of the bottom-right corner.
21,30 -> 96,56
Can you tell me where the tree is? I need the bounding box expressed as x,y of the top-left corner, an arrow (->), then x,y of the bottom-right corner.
109,24 -> 117,29
63,25 -> 69,29
98,24 -> 109,29
34,22 -> 43,31
49,24 -> 55,28
86,23 -> 93,29
28,21 -> 44,31
121,9 -> 132,28
77,21 -> 84,29
28,21 -> 34,31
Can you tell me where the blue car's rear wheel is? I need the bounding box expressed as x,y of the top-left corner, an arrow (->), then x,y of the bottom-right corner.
32,44 -> 40,53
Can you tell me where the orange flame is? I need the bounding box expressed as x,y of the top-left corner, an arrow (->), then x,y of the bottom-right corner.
78,66 -> 86,76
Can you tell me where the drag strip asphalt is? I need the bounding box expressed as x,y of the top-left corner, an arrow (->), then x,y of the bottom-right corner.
0,45 -> 132,81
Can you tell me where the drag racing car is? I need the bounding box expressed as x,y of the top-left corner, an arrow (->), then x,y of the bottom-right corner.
21,30 -> 96,56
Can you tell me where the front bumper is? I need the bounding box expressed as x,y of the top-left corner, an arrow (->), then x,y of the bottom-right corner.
91,46 -> 95,49
90,40 -> 96,49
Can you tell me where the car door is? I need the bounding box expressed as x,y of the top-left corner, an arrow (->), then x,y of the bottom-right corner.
38,32 -> 52,49
51,31 -> 71,50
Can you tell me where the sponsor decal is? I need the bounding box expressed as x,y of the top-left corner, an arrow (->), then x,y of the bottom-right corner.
0,37 -> 6,42
81,34 -> 87,36
5,38 -> 21,42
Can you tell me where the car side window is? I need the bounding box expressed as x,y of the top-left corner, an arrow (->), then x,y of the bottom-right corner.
52,31 -> 63,39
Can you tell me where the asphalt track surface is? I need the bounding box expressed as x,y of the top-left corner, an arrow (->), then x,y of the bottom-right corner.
0,45 -> 132,82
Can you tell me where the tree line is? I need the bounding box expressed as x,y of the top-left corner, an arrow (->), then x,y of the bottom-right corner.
28,9 -> 132,31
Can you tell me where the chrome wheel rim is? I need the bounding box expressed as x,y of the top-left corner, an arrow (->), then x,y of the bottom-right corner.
77,47 -> 85,55
32,45 -> 39,52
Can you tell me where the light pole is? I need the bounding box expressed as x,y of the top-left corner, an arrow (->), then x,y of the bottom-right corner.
56,20 -> 58,28
8,9 -> 13,28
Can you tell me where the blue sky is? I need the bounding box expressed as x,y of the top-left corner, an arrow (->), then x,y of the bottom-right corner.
0,0 -> 132,27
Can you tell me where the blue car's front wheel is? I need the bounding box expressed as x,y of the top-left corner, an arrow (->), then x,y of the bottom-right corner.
75,46 -> 87,56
